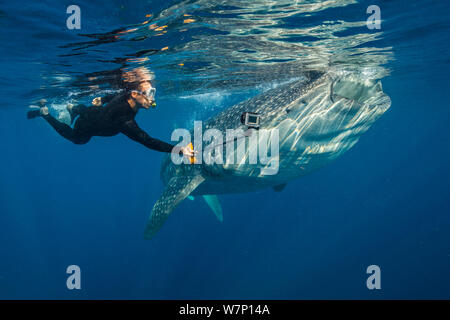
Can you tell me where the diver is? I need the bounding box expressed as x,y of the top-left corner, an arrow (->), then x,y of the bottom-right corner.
27,79 -> 195,157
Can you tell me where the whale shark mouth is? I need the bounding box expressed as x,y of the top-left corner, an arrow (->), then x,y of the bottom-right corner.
331,77 -> 384,105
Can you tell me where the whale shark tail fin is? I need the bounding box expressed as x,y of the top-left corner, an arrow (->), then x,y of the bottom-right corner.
202,195 -> 223,222
144,174 -> 205,239
272,183 -> 287,192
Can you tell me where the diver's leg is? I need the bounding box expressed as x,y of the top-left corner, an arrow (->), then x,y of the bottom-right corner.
43,113 -> 90,145
67,104 -> 88,124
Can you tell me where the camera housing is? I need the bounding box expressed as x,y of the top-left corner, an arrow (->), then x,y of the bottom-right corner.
241,112 -> 261,129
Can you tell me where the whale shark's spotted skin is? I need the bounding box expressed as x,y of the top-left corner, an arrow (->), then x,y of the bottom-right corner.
145,72 -> 391,238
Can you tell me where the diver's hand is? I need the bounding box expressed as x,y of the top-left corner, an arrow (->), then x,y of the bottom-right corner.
172,145 -> 197,158
92,97 -> 102,106
180,146 -> 197,158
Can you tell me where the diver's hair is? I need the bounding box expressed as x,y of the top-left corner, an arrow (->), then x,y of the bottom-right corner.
121,67 -> 155,93
124,81 -> 140,92
124,80 -> 153,95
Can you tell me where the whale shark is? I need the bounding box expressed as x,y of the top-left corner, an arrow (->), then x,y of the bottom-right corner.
144,71 -> 391,239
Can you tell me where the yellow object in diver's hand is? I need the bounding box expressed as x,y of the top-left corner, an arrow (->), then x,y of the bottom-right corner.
188,142 -> 196,164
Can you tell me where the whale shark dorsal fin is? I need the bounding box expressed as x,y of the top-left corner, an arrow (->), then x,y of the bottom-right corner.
202,195 -> 223,222
144,174 -> 205,239
273,183 -> 287,192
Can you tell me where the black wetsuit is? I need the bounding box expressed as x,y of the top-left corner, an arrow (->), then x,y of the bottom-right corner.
43,93 -> 175,152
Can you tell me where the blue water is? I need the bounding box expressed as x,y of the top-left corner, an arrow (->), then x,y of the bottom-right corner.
0,0 -> 449,299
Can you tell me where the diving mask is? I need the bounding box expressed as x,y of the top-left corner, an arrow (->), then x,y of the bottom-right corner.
133,87 -> 156,104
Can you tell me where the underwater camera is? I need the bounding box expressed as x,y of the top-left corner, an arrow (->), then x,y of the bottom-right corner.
241,112 -> 261,129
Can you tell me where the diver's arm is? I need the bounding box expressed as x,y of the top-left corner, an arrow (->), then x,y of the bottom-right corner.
120,120 -> 175,153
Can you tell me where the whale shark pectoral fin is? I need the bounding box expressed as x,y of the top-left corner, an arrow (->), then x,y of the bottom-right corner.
202,195 -> 223,222
272,183 -> 287,192
144,174 -> 205,239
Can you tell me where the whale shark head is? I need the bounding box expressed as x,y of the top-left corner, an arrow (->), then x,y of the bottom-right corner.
144,72 -> 391,239
332,76 -> 386,105
267,74 -> 390,179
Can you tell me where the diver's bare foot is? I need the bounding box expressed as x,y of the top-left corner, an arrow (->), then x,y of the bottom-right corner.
27,105 -> 49,119
40,106 -> 49,116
